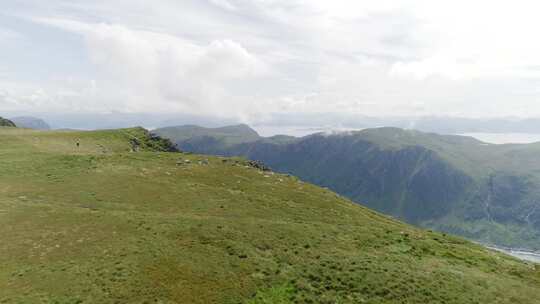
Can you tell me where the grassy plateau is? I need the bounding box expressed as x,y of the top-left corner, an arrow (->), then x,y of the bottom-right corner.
1,126 -> 540,303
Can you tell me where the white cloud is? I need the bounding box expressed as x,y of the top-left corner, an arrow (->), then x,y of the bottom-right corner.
32,18 -> 267,116
388,0 -> 540,80
0,79 -> 107,113
0,27 -> 23,45
208,0 -> 238,11
5,0 -> 540,120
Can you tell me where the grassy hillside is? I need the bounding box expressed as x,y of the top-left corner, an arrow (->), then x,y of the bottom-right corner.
159,126 -> 540,250
1,127 -> 540,303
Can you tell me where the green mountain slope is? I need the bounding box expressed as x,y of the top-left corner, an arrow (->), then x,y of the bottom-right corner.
154,124 -> 261,149
0,117 -> 16,127
158,126 -> 540,250
2,127 -> 540,303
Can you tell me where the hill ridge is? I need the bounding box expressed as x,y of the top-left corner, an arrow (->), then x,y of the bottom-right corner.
2,127 -> 540,303
156,124 -> 540,250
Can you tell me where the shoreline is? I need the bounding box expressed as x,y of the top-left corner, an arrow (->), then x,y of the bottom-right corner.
486,245 -> 540,263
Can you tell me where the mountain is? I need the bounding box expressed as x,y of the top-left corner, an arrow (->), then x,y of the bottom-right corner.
10,116 -> 51,130
153,124 -> 297,152
155,123 -> 261,144
2,127 -> 540,303
153,124 -> 264,155
155,125 -> 540,250
0,117 -> 16,127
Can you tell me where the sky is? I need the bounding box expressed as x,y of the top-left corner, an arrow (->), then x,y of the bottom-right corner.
3,0 -> 540,126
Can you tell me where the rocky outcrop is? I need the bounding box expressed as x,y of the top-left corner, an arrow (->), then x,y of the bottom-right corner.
0,117 -> 16,127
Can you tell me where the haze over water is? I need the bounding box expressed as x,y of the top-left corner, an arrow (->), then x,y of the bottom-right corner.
256,125 -> 540,145
462,133 -> 540,144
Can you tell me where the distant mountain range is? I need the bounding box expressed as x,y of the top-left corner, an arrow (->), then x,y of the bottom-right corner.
8,112 -> 540,134
10,116 -> 51,130
154,124 -> 540,250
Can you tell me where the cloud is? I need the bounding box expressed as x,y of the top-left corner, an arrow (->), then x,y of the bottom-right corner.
32,18 -> 267,116
5,0 -> 540,121
208,0 -> 238,11
0,79 -> 100,112
7,1 -> 426,118
0,27 -> 23,45
387,1 -> 540,80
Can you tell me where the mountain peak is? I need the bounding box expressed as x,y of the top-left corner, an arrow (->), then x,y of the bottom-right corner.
215,123 -> 259,136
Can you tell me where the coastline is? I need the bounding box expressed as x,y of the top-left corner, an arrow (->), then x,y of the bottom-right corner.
486,245 -> 540,263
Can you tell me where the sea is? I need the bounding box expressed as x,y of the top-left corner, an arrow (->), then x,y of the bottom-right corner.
487,246 -> 540,263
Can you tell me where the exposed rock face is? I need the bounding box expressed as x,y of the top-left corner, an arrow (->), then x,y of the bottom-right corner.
144,130 -> 179,152
246,160 -> 271,171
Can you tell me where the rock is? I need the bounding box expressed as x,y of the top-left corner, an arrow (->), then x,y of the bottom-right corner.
130,138 -> 140,152
0,117 -> 16,127
246,160 -> 271,171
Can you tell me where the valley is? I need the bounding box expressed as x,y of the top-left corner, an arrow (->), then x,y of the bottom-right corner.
154,124 -> 540,250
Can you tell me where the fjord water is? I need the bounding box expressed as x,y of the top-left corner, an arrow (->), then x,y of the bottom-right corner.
489,247 -> 540,263
507,251 -> 540,263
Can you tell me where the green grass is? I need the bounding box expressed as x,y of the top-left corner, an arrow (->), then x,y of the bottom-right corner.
1,127 -> 540,303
